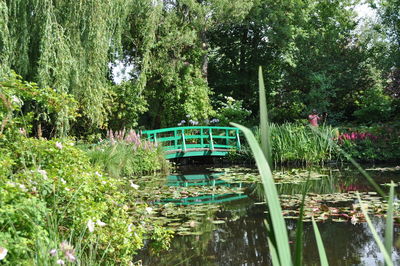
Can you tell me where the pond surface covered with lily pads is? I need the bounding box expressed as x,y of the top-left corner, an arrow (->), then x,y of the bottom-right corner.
136,164 -> 400,265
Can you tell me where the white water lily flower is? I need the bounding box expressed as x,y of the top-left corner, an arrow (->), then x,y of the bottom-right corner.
96,220 -> 106,227
56,259 -> 65,265
145,207 -> 153,214
0,247 -> 8,260
87,219 -> 95,232
55,142 -> 63,149
130,181 -> 139,190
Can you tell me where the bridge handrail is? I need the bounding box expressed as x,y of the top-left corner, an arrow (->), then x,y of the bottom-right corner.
142,126 -> 239,135
141,126 -> 241,154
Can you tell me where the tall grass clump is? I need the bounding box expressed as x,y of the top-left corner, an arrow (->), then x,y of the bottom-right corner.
269,123 -> 336,165
85,129 -> 169,178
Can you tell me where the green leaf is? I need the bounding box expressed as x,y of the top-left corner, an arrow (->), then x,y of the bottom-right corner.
384,182 -> 395,264
311,216 -> 329,266
258,66 -> 273,168
231,122 -> 292,266
356,192 -> 393,266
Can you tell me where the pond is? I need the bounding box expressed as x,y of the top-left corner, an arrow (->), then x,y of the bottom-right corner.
136,164 -> 400,265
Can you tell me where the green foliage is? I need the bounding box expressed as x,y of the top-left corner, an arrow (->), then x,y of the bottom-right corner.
108,82 -> 148,130
214,95 -> 251,126
0,71 -> 78,137
0,0 -> 133,128
85,142 -> 167,178
0,136 -> 172,264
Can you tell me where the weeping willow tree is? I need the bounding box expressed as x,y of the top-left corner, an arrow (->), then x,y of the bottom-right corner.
0,0 -> 133,129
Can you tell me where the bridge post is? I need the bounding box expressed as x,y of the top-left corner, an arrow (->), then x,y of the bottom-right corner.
225,129 -> 229,146
181,129 -> 186,151
174,129 -> 177,147
200,128 -> 204,147
236,129 -> 241,150
209,128 -> 214,150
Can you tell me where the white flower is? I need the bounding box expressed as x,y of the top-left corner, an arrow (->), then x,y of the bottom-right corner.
19,184 -> 27,192
145,207 -> 153,214
130,181 -> 139,190
65,187 -> 70,192
101,181 -> 107,185
49,249 -> 57,256
95,171 -> 102,177
0,247 -> 8,260
56,259 -> 65,265
55,142 -> 63,149
61,178 -> 66,184
37,169 -> 48,180
96,220 -> 106,227
128,224 -> 133,233
87,219 -> 95,232
11,95 -> 22,105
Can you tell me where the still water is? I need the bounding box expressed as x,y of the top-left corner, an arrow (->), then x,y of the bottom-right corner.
138,164 -> 400,265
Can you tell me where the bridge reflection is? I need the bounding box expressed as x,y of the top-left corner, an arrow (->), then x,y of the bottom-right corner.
156,173 -> 248,205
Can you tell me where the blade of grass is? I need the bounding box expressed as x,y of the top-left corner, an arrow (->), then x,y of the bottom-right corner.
311,217 -> 329,266
231,122 -> 292,266
356,192 -> 393,266
384,181 -> 395,264
294,179 -> 309,266
258,66 -> 273,168
264,220 -> 281,266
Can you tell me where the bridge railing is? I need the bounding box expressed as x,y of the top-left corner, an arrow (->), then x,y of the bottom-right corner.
141,126 -> 241,153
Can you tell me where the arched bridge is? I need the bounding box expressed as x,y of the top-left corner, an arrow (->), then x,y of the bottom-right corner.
142,126 -> 241,159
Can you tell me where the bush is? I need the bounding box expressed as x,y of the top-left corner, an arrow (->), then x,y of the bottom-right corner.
0,136 -> 172,264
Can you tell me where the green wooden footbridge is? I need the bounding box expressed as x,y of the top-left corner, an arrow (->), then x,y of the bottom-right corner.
142,126 -> 241,159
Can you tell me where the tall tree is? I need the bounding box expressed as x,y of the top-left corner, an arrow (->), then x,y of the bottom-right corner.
0,0 -> 132,129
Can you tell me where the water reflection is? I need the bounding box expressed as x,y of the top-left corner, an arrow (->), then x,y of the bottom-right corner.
141,207 -> 400,265
157,172 -> 248,205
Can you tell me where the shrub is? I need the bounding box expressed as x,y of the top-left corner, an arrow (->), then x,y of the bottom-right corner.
0,136 -> 172,264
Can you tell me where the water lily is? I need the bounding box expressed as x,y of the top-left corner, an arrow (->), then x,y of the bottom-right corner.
87,219 -> 95,232
55,142 -> 63,149
0,247 -> 8,260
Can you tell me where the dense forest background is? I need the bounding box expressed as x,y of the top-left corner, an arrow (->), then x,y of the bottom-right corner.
0,0 -> 399,137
